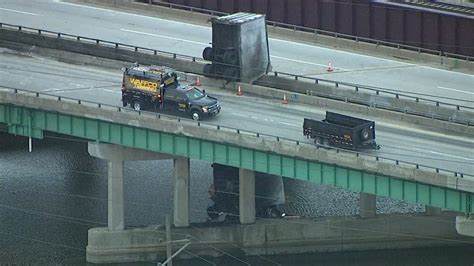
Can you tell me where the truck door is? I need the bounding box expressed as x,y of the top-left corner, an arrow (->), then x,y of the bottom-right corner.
163,89 -> 187,112
175,91 -> 188,112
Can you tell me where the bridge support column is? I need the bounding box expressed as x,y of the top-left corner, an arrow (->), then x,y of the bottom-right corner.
359,193 -> 376,218
239,168 -> 255,224
456,215 -> 474,237
88,142 -> 176,230
108,160 -> 124,230
173,157 -> 190,227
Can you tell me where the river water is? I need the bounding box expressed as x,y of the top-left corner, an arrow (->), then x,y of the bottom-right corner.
0,132 -> 473,265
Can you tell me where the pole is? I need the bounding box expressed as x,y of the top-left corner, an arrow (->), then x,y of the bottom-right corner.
166,215 -> 172,266
157,215 -> 190,266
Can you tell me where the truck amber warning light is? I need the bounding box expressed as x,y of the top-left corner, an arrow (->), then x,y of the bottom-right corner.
129,78 -> 158,91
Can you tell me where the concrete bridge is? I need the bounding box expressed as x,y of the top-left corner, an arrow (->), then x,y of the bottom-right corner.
1,87 -> 474,262
0,1 -> 473,262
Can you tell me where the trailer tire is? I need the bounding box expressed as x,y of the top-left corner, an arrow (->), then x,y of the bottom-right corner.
202,47 -> 214,61
207,205 -> 219,220
203,64 -> 215,78
361,129 -> 370,140
133,100 -> 142,111
323,138 -> 330,147
223,67 -> 239,81
314,137 -> 322,145
223,50 -> 238,65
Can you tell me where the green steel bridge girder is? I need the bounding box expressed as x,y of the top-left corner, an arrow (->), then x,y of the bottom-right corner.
0,103 -> 472,214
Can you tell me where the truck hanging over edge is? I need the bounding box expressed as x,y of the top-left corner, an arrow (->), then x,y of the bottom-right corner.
303,112 -> 380,150
121,63 -> 221,121
202,12 -> 271,83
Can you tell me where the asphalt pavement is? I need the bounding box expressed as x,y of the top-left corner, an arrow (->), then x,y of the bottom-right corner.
0,0 -> 472,106
0,50 -> 472,175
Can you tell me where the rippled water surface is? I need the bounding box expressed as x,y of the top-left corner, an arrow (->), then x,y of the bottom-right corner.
0,133 -> 472,265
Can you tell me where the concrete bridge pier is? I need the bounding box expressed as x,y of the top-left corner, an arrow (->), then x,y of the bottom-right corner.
174,157 -> 190,227
239,168 -> 256,224
359,193 -> 376,218
87,142 -> 177,229
456,215 -> 474,237
107,159 -> 125,230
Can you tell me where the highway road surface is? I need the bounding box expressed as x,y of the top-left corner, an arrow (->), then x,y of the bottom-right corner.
0,49 -> 472,176
0,0 -> 473,107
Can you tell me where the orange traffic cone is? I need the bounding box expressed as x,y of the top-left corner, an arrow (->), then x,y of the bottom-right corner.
327,62 -> 334,72
282,93 -> 288,104
236,85 -> 243,96
196,76 -> 202,86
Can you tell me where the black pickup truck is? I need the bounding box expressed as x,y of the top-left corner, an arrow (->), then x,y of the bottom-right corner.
303,112 -> 380,150
121,63 -> 221,121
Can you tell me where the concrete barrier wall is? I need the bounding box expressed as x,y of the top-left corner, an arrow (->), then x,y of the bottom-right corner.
1,90 -> 471,193
2,38 -> 472,137
255,75 -> 474,125
216,80 -> 474,137
0,29 -> 204,74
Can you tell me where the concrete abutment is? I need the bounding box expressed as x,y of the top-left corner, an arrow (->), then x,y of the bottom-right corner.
359,193 -> 376,218
456,215 -> 474,237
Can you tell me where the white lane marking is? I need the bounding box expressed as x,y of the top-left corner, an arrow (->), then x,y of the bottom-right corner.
54,0 -> 209,29
69,83 -> 83,87
43,88 -> 63,92
121,30 -> 351,70
102,89 -> 121,94
409,147 -> 474,161
437,86 -> 474,96
121,29 -> 207,46
56,0 -> 472,77
271,55 -> 351,71
0,7 -> 39,16
277,121 -> 299,127
232,113 -> 298,127
272,38 -> 474,77
231,112 -> 248,117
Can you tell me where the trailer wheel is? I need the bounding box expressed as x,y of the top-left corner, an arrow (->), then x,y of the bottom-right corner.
223,50 -> 238,65
202,47 -> 214,61
223,67 -> 239,81
323,138 -> 330,147
133,100 -> 142,111
314,137 -> 322,145
361,129 -> 370,140
207,205 -> 219,220
203,64 -> 215,78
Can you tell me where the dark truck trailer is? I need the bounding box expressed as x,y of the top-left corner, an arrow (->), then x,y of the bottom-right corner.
303,112 -> 380,150
202,12 -> 271,83
207,164 -> 285,222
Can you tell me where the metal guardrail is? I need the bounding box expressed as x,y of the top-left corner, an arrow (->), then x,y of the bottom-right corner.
0,23 -> 205,64
269,71 -> 474,125
0,22 -> 472,126
0,86 -> 472,181
392,0 -> 474,16
138,0 -> 474,62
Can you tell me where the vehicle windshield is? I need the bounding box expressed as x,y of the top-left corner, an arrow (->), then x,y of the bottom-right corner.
185,87 -> 205,100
